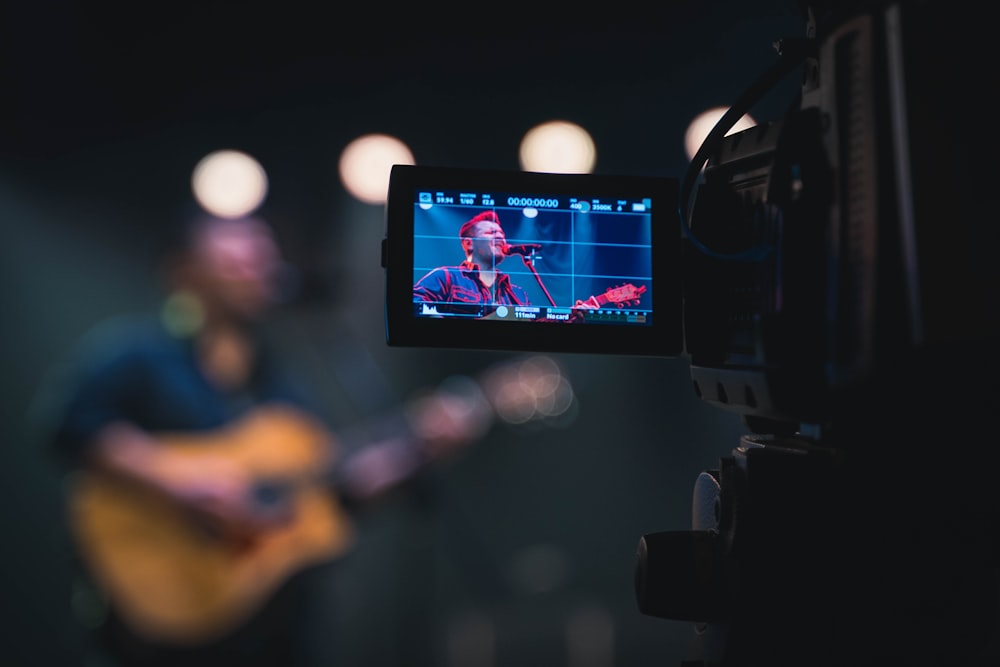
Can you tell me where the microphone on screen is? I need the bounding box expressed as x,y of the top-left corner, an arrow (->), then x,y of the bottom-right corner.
502,243 -> 543,256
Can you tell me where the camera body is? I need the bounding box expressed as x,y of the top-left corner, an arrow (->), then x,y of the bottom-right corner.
383,2 -> 1000,664
683,0 -> 998,432
646,3 -> 1000,664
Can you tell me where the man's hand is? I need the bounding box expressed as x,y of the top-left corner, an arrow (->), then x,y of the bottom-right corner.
92,422 -> 283,532
407,381 -> 493,460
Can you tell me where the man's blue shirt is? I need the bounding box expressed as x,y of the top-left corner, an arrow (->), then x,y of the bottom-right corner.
413,261 -> 530,317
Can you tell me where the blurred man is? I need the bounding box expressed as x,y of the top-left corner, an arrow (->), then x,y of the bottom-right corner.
44,214 -> 484,667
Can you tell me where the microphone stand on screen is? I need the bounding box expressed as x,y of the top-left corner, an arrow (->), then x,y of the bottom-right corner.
506,244 -> 556,307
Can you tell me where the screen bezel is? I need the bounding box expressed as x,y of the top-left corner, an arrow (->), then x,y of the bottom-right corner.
382,164 -> 683,356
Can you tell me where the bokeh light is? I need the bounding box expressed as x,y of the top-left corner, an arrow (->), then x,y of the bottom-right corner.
519,120 -> 596,174
482,355 -> 576,426
191,149 -> 269,218
339,133 -> 415,205
683,106 -> 757,162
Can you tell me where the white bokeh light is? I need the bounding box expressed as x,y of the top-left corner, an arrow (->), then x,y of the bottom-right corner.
684,106 -> 757,163
339,133 -> 415,205
519,120 -> 596,174
190,149 -> 269,218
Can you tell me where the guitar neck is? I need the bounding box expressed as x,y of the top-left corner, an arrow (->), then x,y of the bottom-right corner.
592,283 -> 646,308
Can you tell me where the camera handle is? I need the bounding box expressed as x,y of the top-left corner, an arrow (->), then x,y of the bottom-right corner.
635,427 -> 1000,666
635,435 -> 842,663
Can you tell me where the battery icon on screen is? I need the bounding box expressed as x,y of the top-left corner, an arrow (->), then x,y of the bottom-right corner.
632,202 -> 646,212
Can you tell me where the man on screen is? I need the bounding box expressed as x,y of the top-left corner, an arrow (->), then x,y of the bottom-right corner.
413,210 -> 531,317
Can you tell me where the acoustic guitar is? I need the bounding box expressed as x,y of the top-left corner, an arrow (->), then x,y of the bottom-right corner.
67,355 -> 563,646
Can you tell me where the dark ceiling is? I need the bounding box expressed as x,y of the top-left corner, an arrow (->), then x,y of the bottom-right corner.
1,1 -> 808,161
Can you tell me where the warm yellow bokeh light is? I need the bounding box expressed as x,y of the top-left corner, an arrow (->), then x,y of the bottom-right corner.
684,106 -> 757,162
339,133 -> 415,205
519,121 -> 596,174
191,149 -> 269,218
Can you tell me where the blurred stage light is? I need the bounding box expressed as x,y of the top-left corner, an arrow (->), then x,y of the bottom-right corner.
683,106 -> 757,162
567,604 -> 615,667
191,149 -> 269,218
483,355 -> 576,426
339,133 -> 415,205
446,611 -> 496,667
519,120 -> 596,174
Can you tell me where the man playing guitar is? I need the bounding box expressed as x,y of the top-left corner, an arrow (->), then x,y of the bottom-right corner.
47,213 -> 483,667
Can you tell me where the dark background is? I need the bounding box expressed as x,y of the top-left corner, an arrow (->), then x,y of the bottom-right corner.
2,2 -> 808,665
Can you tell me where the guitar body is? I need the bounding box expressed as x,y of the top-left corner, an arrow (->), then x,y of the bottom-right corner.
68,405 -> 356,646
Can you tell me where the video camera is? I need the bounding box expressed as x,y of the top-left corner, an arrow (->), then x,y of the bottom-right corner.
383,2 -> 1000,664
